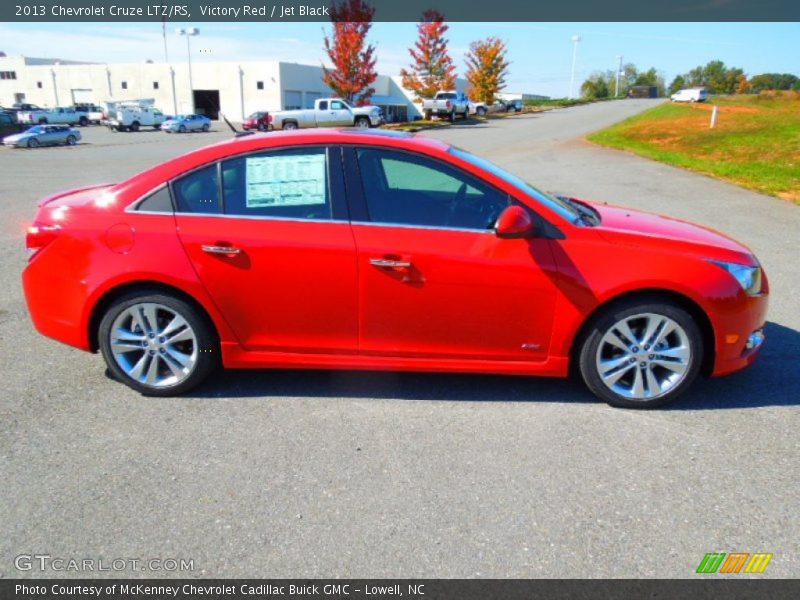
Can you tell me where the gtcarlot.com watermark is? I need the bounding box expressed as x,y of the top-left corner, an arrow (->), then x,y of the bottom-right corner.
15,554 -> 194,573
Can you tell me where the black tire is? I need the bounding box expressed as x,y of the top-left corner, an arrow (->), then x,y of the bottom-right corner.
27,138 -> 39,148
39,117 -> 48,124
423,109 -> 432,120
66,135 -> 77,146
578,299 -> 703,409
449,110 -> 456,122
98,291 -> 219,396
130,121 -> 140,132
283,121 -> 298,130
355,116 -> 370,129
202,123 -> 209,132
79,116 -> 88,127
178,124 -> 187,133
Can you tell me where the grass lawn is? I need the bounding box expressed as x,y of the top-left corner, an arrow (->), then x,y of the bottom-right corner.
587,93 -> 800,203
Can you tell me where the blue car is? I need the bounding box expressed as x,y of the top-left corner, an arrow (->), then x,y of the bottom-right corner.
161,114 -> 211,133
3,124 -> 81,148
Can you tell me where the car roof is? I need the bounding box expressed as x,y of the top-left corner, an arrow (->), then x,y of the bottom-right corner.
112,128 -> 451,202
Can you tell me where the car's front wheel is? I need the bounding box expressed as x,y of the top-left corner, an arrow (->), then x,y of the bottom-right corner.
27,138 -> 39,148
578,300 -> 702,408
66,135 -> 77,146
99,292 -> 218,396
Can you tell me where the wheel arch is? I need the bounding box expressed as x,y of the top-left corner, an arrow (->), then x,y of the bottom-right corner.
88,280 -> 220,353
569,288 -> 716,377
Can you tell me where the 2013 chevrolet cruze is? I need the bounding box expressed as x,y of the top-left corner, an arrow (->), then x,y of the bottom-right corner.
22,129 -> 768,408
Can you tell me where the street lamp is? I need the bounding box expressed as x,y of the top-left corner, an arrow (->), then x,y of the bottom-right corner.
615,55 -> 624,97
176,27 -> 199,113
569,35 -> 581,99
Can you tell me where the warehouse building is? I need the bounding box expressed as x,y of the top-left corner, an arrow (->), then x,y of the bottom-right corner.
0,54 -> 467,122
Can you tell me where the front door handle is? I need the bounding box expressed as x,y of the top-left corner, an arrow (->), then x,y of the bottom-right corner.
369,258 -> 412,269
202,244 -> 241,255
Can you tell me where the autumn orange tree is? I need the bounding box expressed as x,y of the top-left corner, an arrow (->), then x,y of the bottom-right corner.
464,37 -> 510,103
322,0 -> 378,105
400,10 -> 457,99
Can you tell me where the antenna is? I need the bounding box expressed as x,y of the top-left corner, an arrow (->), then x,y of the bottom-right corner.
220,112 -> 254,137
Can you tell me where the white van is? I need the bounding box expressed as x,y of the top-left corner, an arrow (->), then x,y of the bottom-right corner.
670,88 -> 709,103
105,105 -> 165,132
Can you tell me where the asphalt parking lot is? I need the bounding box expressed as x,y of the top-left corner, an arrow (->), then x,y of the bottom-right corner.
1,101 -> 798,578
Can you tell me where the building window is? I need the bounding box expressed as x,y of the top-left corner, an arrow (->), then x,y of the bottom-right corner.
37,81 -> 43,89
256,81 -> 264,90
153,81 -> 159,90
121,81 -> 128,90
0,71 -> 17,80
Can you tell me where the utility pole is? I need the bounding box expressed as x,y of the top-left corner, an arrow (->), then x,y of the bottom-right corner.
615,55 -> 623,97
176,27 -> 199,113
569,35 -> 581,99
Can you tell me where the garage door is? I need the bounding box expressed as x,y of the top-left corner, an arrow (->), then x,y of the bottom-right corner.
284,90 -> 302,110
304,92 -> 322,108
71,89 -> 94,104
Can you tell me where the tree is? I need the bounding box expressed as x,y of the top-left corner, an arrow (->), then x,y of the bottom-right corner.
399,11 -> 457,100
735,73 -> 750,94
677,60 -> 746,95
668,75 -> 686,95
580,72 -> 610,98
321,0 -> 378,104
464,37 -> 510,103
748,73 -> 799,92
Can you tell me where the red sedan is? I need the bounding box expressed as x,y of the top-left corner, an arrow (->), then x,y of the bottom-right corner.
22,129 -> 768,407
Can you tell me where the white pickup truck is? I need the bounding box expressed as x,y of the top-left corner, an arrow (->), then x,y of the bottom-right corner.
270,98 -> 383,131
422,91 -> 470,121
17,107 -> 81,126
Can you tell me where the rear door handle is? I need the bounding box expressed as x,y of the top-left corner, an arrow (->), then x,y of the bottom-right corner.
202,244 -> 241,255
369,258 -> 412,269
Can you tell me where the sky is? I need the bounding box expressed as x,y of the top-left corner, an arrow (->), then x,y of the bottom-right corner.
0,21 -> 798,97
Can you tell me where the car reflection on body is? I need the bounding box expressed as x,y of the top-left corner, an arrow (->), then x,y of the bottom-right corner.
161,114 -> 211,133
3,124 -> 82,148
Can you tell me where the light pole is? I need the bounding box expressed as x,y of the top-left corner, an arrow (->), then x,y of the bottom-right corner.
569,35 -> 581,99
615,55 -> 623,97
176,27 -> 199,113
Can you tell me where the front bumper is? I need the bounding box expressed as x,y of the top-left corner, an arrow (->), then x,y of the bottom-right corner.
710,291 -> 769,377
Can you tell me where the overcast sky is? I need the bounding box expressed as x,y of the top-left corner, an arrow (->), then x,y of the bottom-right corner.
1,22 -> 797,97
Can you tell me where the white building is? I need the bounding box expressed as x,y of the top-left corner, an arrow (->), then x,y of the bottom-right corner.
0,54 -> 467,122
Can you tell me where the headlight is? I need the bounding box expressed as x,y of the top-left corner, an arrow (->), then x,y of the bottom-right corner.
707,259 -> 762,295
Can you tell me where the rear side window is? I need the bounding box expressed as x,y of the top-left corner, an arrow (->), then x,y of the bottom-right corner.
135,186 -> 174,213
172,165 -> 220,214
221,148 -> 331,220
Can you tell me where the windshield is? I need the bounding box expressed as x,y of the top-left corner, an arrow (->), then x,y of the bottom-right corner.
249,112 -> 264,118
448,147 -> 581,222
27,126 -> 44,134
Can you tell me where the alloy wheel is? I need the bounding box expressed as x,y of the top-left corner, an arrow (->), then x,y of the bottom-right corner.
595,312 -> 691,401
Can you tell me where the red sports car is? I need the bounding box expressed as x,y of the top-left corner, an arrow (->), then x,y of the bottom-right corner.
22,129 -> 768,407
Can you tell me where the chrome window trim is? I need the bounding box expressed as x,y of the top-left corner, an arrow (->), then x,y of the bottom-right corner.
170,212 -> 350,225
351,220 -> 495,235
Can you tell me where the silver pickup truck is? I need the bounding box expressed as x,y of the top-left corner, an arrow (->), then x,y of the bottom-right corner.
270,98 -> 383,131
422,91 -> 470,121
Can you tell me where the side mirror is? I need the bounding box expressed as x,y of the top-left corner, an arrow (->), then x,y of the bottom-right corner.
495,205 -> 537,239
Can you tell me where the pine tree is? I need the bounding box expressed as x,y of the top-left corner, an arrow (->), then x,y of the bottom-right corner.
322,0 -> 378,104
400,11 -> 457,100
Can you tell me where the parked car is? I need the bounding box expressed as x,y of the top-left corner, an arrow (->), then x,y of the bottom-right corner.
3,124 -> 81,148
17,107 -> 81,125
105,105 -> 165,132
0,110 -> 26,137
72,103 -> 104,125
161,114 -> 211,133
504,99 -> 523,112
21,129 -> 768,408
469,100 -> 506,116
270,98 -> 383,131
670,88 -> 709,103
242,111 -> 271,131
422,91 -> 470,121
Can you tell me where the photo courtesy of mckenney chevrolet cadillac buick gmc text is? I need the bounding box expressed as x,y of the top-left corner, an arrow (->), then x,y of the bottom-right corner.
21,129 -> 768,408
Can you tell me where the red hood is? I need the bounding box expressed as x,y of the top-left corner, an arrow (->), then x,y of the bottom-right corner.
584,200 -> 755,264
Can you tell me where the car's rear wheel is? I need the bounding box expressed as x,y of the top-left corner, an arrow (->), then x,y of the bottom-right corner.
578,300 -> 702,408
79,116 -> 88,126
283,121 -> 298,130
178,124 -> 187,133
202,123 -> 210,132
27,138 -> 39,148
130,121 -> 140,132
66,135 -> 77,145
477,107 -> 486,116
99,292 -> 218,396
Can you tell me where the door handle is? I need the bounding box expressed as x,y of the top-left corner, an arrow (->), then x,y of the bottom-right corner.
202,244 -> 241,255
369,258 -> 412,269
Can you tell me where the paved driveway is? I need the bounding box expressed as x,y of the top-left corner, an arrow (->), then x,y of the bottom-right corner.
1,103 -> 797,578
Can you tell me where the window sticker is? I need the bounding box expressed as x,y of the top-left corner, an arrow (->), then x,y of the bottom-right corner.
245,153 -> 326,208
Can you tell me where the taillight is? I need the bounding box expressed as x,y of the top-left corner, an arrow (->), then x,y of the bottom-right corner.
267,114 -> 273,123
26,223 -> 60,260
446,101 -> 452,108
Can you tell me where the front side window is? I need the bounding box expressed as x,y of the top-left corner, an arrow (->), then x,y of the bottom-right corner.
330,101 -> 346,110
172,165 -> 220,214
356,148 -> 510,230
221,148 -> 331,221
